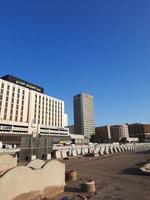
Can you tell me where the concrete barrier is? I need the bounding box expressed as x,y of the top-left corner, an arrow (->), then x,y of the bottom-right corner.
61,150 -> 68,159
94,147 -> 100,154
140,163 -> 150,174
76,148 -> 82,155
84,148 -> 89,155
113,146 -> 118,153
109,146 -> 114,154
40,153 -> 51,160
0,160 -> 65,200
0,141 -> 3,149
72,149 -> 77,157
0,155 -> 17,175
99,146 -> 105,155
81,148 -> 86,155
54,151 -> 62,159
88,147 -> 94,154
104,146 -> 109,154
27,159 -> 45,169
117,146 -> 121,152
120,145 -> 124,152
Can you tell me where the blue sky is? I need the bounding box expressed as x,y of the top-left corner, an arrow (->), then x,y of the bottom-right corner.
0,0 -> 150,126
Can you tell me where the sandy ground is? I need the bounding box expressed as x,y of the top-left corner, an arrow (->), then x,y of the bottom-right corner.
53,150 -> 150,200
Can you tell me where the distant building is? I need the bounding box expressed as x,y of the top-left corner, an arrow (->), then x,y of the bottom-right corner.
67,125 -> 74,134
95,126 -> 111,143
0,74 -> 69,136
73,93 -> 95,139
64,114 -> 68,127
110,125 -> 129,142
128,123 -> 150,142
96,124 -> 129,143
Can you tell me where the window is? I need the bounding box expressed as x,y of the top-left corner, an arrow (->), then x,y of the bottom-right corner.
1,83 -> 4,88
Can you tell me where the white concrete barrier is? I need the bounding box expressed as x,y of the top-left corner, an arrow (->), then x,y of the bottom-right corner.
54,151 -> 62,159
120,145 -> 124,152
113,146 -> 118,153
109,146 -> 114,154
99,146 -> 105,155
76,148 -> 82,155
117,146 -> 121,152
84,148 -> 89,154
94,147 -> 100,154
0,141 -> 3,149
61,150 -> 68,159
81,148 -> 85,155
88,147 -> 94,154
72,149 -> 77,157
27,155 -> 36,161
104,146 -> 109,154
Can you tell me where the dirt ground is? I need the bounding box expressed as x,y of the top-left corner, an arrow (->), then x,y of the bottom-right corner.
53,150 -> 150,200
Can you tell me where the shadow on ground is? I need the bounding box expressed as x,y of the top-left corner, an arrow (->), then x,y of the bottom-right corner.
133,150 -> 150,155
119,167 -> 141,176
119,164 -> 150,176
64,186 -> 81,193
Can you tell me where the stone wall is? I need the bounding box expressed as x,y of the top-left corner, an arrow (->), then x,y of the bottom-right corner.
0,154 -> 17,175
0,160 -> 65,200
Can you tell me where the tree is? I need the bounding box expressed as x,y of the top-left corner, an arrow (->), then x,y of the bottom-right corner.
90,133 -> 101,143
119,137 -> 128,144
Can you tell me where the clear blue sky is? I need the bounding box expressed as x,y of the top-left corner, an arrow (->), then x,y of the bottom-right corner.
0,0 -> 150,126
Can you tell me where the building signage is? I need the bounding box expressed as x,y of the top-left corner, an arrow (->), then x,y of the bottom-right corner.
15,80 -> 43,93
1,75 -> 44,93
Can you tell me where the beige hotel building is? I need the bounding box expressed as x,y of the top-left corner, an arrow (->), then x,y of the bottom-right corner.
0,75 -> 69,136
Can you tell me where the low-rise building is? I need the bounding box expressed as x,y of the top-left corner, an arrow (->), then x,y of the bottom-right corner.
128,123 -> 150,142
110,125 -> 129,142
95,126 -> 111,143
96,124 -> 129,143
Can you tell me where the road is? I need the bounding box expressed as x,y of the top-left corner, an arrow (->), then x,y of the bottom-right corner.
54,150 -> 150,200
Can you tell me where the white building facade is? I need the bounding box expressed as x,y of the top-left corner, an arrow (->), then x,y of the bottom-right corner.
0,75 -> 69,136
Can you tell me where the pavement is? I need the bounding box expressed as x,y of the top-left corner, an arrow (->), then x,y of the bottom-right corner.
52,150 -> 150,200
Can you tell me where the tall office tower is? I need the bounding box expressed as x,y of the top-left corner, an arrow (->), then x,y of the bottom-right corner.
73,93 -> 95,138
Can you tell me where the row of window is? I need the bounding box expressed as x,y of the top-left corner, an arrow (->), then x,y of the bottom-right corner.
0,82 -> 64,127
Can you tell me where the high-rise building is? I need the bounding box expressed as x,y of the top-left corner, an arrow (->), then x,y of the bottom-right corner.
0,74 -> 69,136
73,93 -> 95,138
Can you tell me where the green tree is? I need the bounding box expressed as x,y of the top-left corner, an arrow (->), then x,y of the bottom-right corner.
90,133 -> 101,143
